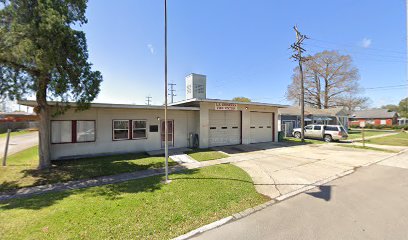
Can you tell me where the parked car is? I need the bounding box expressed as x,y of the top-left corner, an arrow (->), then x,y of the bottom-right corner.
292,125 -> 348,142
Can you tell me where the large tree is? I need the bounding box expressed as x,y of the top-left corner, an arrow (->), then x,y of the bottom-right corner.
398,97 -> 408,117
381,104 -> 399,112
0,0 -> 102,169
381,98 -> 408,117
286,50 -> 368,111
232,96 -> 251,102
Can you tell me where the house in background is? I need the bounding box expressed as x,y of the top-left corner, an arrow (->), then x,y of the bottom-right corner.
19,73 -> 287,160
349,109 -> 399,126
0,111 -> 39,133
398,117 -> 408,125
278,106 -> 349,136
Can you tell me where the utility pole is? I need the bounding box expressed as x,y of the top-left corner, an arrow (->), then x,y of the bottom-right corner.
406,0 -> 408,117
163,0 -> 170,183
145,96 -> 152,105
291,25 -> 308,142
168,83 -> 176,103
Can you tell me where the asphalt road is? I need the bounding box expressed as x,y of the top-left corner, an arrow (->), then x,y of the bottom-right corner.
0,132 -> 38,157
192,151 -> 408,240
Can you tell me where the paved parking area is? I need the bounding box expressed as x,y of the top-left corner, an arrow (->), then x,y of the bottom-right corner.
213,142 -> 401,198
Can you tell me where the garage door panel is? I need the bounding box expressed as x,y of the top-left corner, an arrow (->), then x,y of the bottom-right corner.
209,111 -> 241,147
250,112 -> 273,143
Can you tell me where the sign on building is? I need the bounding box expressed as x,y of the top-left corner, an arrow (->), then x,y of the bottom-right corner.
215,103 -> 238,111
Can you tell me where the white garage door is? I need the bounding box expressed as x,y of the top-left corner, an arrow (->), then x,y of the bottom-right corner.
209,110 -> 241,147
250,112 -> 273,143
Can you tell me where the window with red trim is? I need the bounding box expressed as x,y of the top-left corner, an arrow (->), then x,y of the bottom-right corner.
51,120 -> 96,144
113,120 -> 129,140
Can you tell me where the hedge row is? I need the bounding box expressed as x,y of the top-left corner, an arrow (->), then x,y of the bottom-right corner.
349,124 -> 408,130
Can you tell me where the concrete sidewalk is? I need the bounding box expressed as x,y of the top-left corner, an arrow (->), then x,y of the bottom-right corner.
344,142 -> 407,152
349,131 -> 399,142
0,165 -> 188,201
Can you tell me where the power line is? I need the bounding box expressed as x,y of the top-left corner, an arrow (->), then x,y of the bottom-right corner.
168,83 -> 176,103
304,43 -> 408,62
363,84 -> 408,90
290,25 -> 308,142
308,38 -> 406,55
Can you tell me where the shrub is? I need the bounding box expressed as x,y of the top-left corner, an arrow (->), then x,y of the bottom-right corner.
393,125 -> 408,130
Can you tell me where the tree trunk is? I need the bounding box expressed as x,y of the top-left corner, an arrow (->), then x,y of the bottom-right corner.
37,105 -> 50,169
324,77 -> 329,109
36,77 -> 51,169
315,73 -> 322,109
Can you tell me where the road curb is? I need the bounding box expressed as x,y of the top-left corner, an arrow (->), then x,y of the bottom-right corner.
172,199 -> 277,240
173,168 -> 357,240
174,147 -> 408,239
362,147 -> 408,167
276,169 -> 354,201
173,216 -> 233,240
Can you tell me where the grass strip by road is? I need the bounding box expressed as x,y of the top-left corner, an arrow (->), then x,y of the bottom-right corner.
0,164 -> 268,240
336,144 -> 398,153
364,132 -> 408,146
346,130 -> 394,140
188,149 -> 229,162
0,146 -> 177,192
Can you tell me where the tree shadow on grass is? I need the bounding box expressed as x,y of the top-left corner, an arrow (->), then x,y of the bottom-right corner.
1,153 -> 177,193
0,181 -> 20,192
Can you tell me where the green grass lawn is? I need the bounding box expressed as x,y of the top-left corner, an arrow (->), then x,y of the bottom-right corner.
188,149 -> 229,162
365,132 -> 408,146
0,146 -> 177,192
336,144 -> 398,153
0,164 -> 268,240
282,137 -> 325,144
347,129 -> 392,140
0,130 -> 34,139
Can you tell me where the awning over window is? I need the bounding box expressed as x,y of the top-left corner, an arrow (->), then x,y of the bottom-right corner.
313,117 -> 332,121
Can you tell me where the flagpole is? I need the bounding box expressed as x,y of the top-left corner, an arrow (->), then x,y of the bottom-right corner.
164,0 -> 169,183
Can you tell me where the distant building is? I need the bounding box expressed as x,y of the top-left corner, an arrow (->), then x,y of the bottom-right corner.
0,111 -> 39,133
349,109 -> 398,126
397,117 -> 408,126
278,106 -> 349,136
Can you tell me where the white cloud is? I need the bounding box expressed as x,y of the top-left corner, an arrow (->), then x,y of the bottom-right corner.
359,38 -> 372,48
147,44 -> 155,54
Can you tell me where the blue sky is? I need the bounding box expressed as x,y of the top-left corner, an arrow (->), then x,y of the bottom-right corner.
80,0 -> 407,107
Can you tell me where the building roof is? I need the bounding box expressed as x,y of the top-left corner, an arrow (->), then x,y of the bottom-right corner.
170,98 -> 289,108
279,106 -> 347,116
0,111 -> 38,122
18,100 -> 200,111
351,109 -> 398,119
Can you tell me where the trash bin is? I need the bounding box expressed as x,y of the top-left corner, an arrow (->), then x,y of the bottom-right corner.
278,131 -> 284,142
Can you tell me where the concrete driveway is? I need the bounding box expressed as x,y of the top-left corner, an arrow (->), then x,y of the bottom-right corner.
191,150 -> 408,240
213,142 -> 400,199
0,131 -> 38,157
